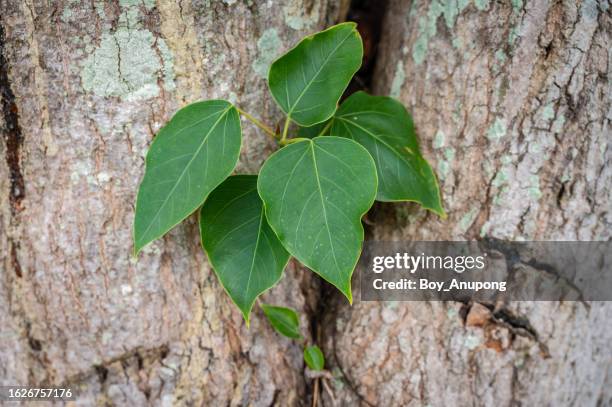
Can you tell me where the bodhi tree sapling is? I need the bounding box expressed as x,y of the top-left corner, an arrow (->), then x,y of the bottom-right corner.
132,22 -> 444,369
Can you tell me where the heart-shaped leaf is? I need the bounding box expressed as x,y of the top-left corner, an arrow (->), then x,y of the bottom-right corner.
199,175 -> 290,323
268,22 -> 363,127
304,345 -> 325,371
330,91 -> 444,216
257,137 -> 377,302
134,100 -> 241,255
261,304 -> 301,339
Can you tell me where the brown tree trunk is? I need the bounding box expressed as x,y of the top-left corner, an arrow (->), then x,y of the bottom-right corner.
2,0 -> 610,406
323,0 -> 611,405
0,1 -> 346,405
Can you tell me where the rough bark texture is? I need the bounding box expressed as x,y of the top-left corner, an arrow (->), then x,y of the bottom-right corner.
324,0 -> 611,406
1,0 -> 610,406
0,1 -> 347,405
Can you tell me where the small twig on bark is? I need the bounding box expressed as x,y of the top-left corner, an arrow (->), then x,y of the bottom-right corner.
312,378 -> 319,407
322,377 -> 337,406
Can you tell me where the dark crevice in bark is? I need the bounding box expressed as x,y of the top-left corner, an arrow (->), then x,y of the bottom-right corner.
458,299 -> 552,360
1,21 -> 25,281
269,389 -> 280,407
10,243 -> 22,278
491,308 -> 538,340
481,238 -> 587,304
94,365 -> 109,384
345,0 -> 388,97
0,23 -> 25,212
461,299 -> 539,341
460,299 -> 552,358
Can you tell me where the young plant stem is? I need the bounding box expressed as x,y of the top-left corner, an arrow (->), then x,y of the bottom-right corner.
282,137 -> 308,145
312,378 -> 319,407
236,107 -> 278,140
280,116 -> 291,143
316,120 -> 332,138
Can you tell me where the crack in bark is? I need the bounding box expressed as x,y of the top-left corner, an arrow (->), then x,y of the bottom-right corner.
0,20 -> 25,282
0,23 -> 25,213
62,344 -> 170,388
480,238 -> 588,305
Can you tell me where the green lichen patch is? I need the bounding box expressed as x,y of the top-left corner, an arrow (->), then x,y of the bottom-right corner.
390,61 -> 406,98
252,28 -> 283,78
458,206 -> 479,233
528,174 -> 542,200
495,49 -> 507,64
438,160 -> 451,180
436,147 -> 455,181
492,169 -> 508,187
81,29 -> 175,100
511,0 -> 523,13
486,118 -> 507,141
541,103 -> 555,121
412,0 -> 490,65
412,0 -> 444,65
464,334 -> 481,350
552,114 -> 566,133
442,0 -> 471,29
473,0 -> 490,11
433,130 -> 446,149
508,26 -> 519,45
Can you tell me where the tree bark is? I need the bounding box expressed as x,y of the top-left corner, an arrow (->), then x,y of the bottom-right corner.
324,0 -> 611,405
0,1 -> 346,405
2,0 -> 610,406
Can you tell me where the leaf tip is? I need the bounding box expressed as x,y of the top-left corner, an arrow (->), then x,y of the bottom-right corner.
240,303 -> 254,328
132,241 -> 142,258
429,201 -> 447,219
343,287 -> 353,305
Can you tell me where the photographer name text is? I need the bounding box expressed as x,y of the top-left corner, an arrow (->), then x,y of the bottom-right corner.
370,253 -> 507,292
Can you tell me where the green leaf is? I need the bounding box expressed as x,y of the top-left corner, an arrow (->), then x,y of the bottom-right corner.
304,345 -> 325,371
199,175 -> 290,324
261,304 -> 302,339
134,100 -> 241,254
330,91 -> 444,216
268,22 -> 363,127
257,137 -> 377,302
